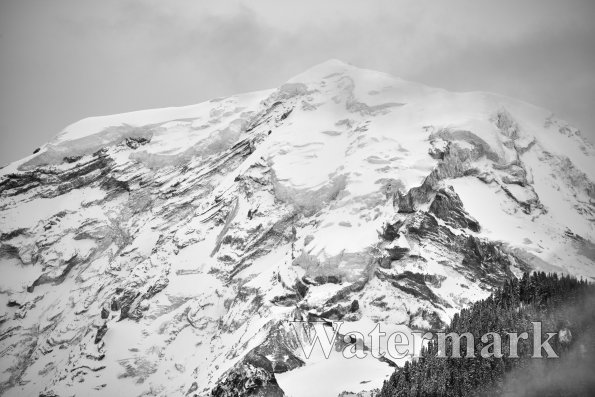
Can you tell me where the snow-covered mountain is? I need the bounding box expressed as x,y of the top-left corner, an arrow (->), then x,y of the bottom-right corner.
0,59 -> 593,397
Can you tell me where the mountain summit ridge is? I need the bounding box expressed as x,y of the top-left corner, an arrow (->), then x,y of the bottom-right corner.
0,61 -> 593,397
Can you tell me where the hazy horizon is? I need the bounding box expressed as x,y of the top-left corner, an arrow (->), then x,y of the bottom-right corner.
1,0 -> 594,165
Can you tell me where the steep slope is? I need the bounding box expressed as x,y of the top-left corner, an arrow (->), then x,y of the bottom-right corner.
0,60 -> 593,397
378,272 -> 595,397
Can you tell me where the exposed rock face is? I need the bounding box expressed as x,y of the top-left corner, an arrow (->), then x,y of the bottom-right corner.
429,187 -> 480,232
0,60 -> 593,397
211,356 -> 285,397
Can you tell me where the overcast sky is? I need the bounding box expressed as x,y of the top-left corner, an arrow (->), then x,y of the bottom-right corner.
1,0 -> 594,165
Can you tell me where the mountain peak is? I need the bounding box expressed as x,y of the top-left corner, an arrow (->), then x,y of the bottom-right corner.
1,58 -> 594,397
287,58 -> 354,83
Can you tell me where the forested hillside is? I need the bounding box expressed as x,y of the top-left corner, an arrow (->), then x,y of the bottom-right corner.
379,272 -> 595,397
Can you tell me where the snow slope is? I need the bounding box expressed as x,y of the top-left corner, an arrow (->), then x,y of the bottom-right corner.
0,59 -> 594,397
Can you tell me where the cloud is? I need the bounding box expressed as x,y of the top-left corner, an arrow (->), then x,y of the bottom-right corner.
0,0 -> 594,165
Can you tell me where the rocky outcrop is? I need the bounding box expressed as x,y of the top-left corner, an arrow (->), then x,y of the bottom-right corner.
459,236 -> 519,285
400,210 -> 526,287
211,352 -> 285,397
395,139 -> 484,213
429,186 -> 480,232
0,150 -> 114,199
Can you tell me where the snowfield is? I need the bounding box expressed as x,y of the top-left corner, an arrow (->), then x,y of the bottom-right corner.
0,59 -> 593,396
